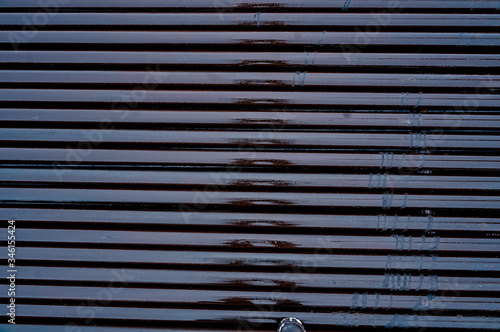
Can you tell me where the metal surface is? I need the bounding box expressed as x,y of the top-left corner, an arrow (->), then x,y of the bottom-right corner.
0,1 -> 499,331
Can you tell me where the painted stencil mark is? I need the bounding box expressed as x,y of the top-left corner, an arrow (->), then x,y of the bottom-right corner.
414,92 -> 423,108
425,213 -> 434,232
311,51 -> 317,65
382,192 -> 394,210
253,12 -> 261,27
394,235 -> 413,251
401,92 -> 410,107
380,152 -> 395,169
317,30 -> 327,45
400,193 -> 408,210
342,0 -> 352,11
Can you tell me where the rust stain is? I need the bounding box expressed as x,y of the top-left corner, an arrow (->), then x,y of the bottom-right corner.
236,98 -> 289,105
273,280 -> 299,288
276,299 -> 302,306
231,158 -> 295,167
235,118 -> 291,126
263,79 -> 289,86
229,219 -> 294,227
269,240 -> 297,249
238,39 -> 289,46
263,21 -> 287,27
236,80 -> 259,86
226,239 -> 255,247
225,239 -> 296,249
238,22 -> 257,27
236,79 -> 288,86
228,199 -> 294,206
225,279 -> 254,287
3,1 -> 498,330
239,39 -> 288,45
236,3 -> 286,9
238,59 -> 290,67
221,297 -> 255,306
230,138 -> 292,146
230,179 -> 292,186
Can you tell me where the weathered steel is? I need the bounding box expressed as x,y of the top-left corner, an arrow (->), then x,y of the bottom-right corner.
1,169 -> 499,191
11,266 -> 500,292
1,208 -> 499,232
2,51 -> 498,70
2,149 -> 499,170
3,247 -> 499,272
1,13 -> 499,28
0,0 -> 498,10
2,31 -> 499,47
1,110 -> 499,129
0,0 -> 499,330
1,71 -> 498,90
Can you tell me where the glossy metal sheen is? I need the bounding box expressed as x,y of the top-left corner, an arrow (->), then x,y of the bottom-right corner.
0,1 -> 499,331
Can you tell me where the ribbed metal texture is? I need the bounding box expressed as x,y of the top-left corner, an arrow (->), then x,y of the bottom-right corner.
0,1 -> 499,331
